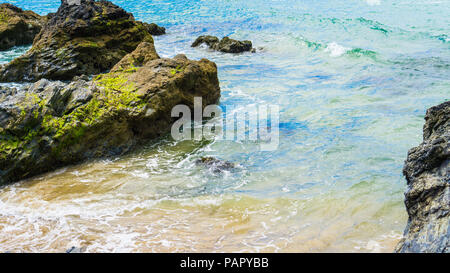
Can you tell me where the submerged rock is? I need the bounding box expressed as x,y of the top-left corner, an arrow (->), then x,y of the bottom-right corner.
396,101 -> 449,253
0,3 -> 46,51
195,157 -> 236,173
0,0 -> 154,82
66,246 -> 87,253
0,41 -> 220,185
192,35 -> 254,53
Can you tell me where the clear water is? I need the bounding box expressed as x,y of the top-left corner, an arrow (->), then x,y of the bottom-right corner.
0,0 -> 449,252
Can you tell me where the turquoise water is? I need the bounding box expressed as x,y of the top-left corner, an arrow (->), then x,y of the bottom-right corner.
0,0 -> 449,252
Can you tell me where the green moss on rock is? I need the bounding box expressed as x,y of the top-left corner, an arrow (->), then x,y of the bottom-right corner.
0,3 -> 45,51
0,41 -> 220,185
0,0 -> 154,82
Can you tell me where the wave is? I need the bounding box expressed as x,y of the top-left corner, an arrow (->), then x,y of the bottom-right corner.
291,34 -> 380,61
355,17 -> 390,35
434,34 -> 449,43
312,16 -> 392,35
0,45 -> 30,65
289,13 -> 449,48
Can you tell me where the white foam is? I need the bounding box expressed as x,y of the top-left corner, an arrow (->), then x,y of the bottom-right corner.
325,42 -> 350,57
366,240 -> 382,252
366,0 -> 381,6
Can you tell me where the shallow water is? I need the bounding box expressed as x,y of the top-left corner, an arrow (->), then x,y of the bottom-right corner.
0,0 -> 449,252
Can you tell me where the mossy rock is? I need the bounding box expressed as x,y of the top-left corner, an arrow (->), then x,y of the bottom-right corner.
0,41 -> 220,185
0,3 -> 46,51
0,0 -> 154,82
139,22 -> 166,36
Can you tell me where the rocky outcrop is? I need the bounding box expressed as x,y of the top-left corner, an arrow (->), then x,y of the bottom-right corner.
396,101 -> 449,253
0,3 -> 46,51
0,0 -> 154,82
192,35 -> 220,48
0,40 -> 220,185
140,22 -> 165,36
192,35 -> 254,53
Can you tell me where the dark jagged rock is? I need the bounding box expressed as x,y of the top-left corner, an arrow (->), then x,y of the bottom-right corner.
0,0 -> 154,82
140,22 -> 165,36
66,246 -> 87,253
0,40 -> 220,185
396,101 -> 449,253
215,37 -> 253,53
191,35 -> 254,53
0,3 -> 46,51
192,35 -> 219,48
195,157 -> 236,173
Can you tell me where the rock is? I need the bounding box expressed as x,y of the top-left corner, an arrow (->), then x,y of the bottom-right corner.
191,35 -> 254,53
215,37 -> 253,53
140,22 -> 165,36
110,41 -> 159,72
0,0 -> 154,82
0,3 -> 46,51
66,246 -> 87,253
0,41 -> 220,185
396,101 -> 449,253
191,35 -> 219,48
195,157 -> 236,173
